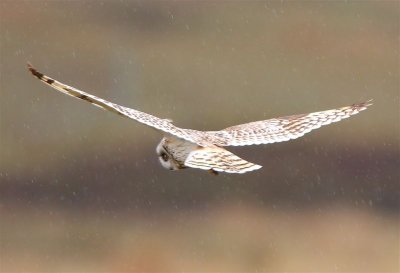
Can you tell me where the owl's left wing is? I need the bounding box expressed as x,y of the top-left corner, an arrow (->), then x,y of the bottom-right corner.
27,64 -> 201,143
185,146 -> 262,174
207,101 -> 372,147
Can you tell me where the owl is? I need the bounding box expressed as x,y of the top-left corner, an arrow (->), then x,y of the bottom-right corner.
28,64 -> 372,175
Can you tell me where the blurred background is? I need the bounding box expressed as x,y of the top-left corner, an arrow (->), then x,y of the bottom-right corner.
1,1 -> 399,272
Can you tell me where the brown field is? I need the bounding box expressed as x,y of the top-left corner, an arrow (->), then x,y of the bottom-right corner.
1,205 -> 398,272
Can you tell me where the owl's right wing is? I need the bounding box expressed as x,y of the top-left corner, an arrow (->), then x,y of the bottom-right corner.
27,64 -> 201,143
185,146 -> 262,174
207,101 -> 372,147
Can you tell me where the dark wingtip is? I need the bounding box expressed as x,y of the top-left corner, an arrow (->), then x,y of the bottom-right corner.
27,62 -> 44,80
27,62 -> 34,72
351,99 -> 373,113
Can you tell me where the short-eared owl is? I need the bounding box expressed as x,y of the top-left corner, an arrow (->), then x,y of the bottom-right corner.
28,64 -> 372,175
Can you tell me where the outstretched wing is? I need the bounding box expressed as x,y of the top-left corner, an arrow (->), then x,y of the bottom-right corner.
27,64 -> 203,144
185,146 -> 262,174
207,101 -> 372,146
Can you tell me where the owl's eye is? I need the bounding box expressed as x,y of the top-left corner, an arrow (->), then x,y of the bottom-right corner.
160,152 -> 169,162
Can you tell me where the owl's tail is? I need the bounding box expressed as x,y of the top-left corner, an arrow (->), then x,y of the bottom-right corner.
185,146 -> 262,174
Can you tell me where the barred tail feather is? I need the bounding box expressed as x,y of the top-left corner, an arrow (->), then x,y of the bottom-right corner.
185,146 -> 262,174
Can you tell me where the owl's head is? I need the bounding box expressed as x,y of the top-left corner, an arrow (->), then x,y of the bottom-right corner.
156,140 -> 180,171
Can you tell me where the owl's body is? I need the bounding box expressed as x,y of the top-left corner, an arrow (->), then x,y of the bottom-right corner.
28,64 -> 372,174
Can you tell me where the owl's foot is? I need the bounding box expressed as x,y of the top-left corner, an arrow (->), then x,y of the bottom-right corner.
208,169 -> 219,176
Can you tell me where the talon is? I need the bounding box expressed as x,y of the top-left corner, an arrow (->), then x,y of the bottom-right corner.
208,169 -> 219,176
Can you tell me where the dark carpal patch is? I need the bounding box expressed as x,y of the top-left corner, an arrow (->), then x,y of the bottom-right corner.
77,94 -> 94,103
78,94 -> 88,100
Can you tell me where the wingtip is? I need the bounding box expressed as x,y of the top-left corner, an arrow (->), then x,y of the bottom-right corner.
26,62 -> 44,79
363,99 -> 373,107
26,62 -> 34,72
351,100 -> 373,112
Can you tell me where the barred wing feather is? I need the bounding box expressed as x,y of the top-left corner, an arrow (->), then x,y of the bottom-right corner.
208,101 -> 372,147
